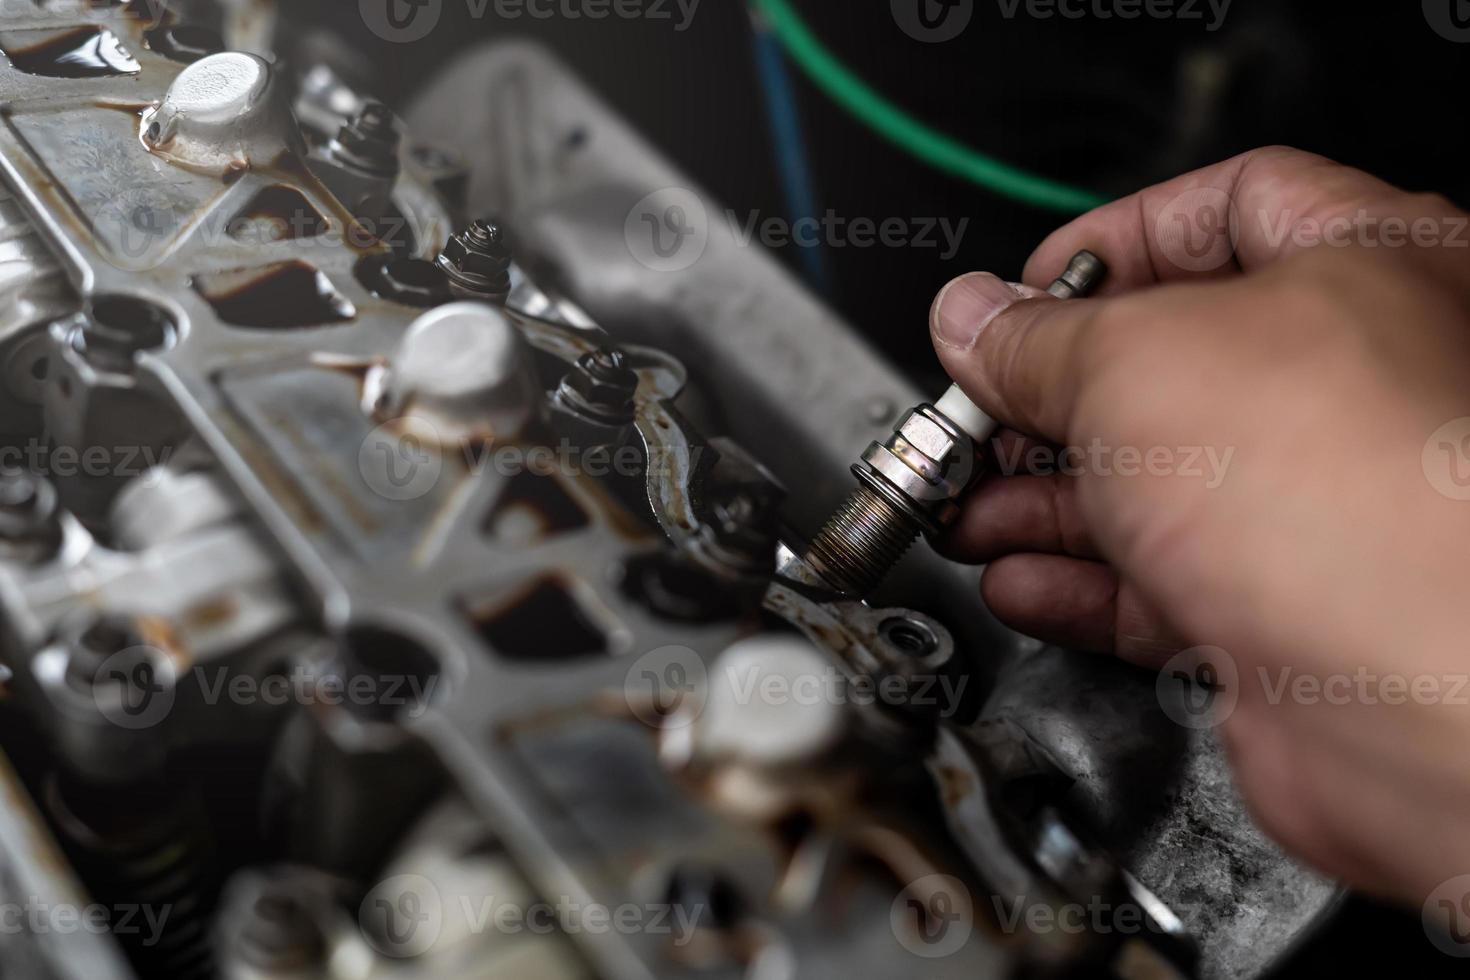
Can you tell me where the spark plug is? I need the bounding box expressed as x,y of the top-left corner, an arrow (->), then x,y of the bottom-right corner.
804,251 -> 1107,597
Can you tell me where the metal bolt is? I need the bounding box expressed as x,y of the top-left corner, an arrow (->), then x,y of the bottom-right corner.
239,891 -> 326,969
0,475 -> 37,511
0,469 -> 61,562
699,484 -> 781,574
331,102 -> 401,178
435,219 -> 512,301
62,614 -> 147,693
556,347 -> 640,423
804,251 -> 1107,597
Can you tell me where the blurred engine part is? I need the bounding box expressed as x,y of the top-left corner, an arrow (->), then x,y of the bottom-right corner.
0,3 -> 1333,980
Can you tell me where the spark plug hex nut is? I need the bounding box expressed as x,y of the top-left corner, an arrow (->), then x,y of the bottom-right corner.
856,404 -> 975,534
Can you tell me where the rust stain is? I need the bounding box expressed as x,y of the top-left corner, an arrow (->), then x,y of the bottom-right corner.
181,595 -> 239,633
933,764 -> 975,808
135,613 -> 194,671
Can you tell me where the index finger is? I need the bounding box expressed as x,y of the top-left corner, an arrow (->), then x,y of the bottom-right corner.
1022,146 -> 1408,294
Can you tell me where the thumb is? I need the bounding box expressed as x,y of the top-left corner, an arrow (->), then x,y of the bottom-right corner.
929,271 -> 1106,444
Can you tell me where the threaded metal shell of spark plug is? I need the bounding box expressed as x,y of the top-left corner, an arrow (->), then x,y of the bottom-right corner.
804,483 -> 920,597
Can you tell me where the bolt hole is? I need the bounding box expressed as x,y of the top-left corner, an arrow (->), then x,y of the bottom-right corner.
385,257 -> 441,290
338,626 -> 442,720
89,295 -> 177,354
879,617 -> 939,658
29,357 -> 48,382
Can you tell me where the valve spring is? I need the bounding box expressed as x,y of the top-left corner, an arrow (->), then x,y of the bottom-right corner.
103,829 -> 214,979
48,776 -> 215,980
805,483 -> 920,597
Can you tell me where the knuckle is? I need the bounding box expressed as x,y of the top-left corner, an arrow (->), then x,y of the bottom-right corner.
1071,297 -> 1157,372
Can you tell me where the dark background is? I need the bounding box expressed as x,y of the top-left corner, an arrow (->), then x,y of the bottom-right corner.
293,1 -> 1470,391
290,1 -> 1468,976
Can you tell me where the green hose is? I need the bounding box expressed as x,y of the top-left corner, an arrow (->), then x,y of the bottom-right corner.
751,0 -> 1110,214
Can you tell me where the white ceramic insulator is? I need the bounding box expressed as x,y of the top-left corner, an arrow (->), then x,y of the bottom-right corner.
934,384 -> 997,442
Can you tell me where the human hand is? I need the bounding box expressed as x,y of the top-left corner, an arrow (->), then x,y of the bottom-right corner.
929,146 -> 1470,905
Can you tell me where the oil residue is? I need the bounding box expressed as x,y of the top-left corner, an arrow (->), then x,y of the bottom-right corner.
227,185 -> 327,243
192,261 -> 356,330
3,28 -> 140,78
485,470 -> 591,544
463,577 -> 609,661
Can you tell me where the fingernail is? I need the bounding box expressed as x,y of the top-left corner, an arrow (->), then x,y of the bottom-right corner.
931,273 -> 1028,352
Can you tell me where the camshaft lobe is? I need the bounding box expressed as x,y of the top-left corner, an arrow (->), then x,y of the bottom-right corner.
805,484 -> 919,597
